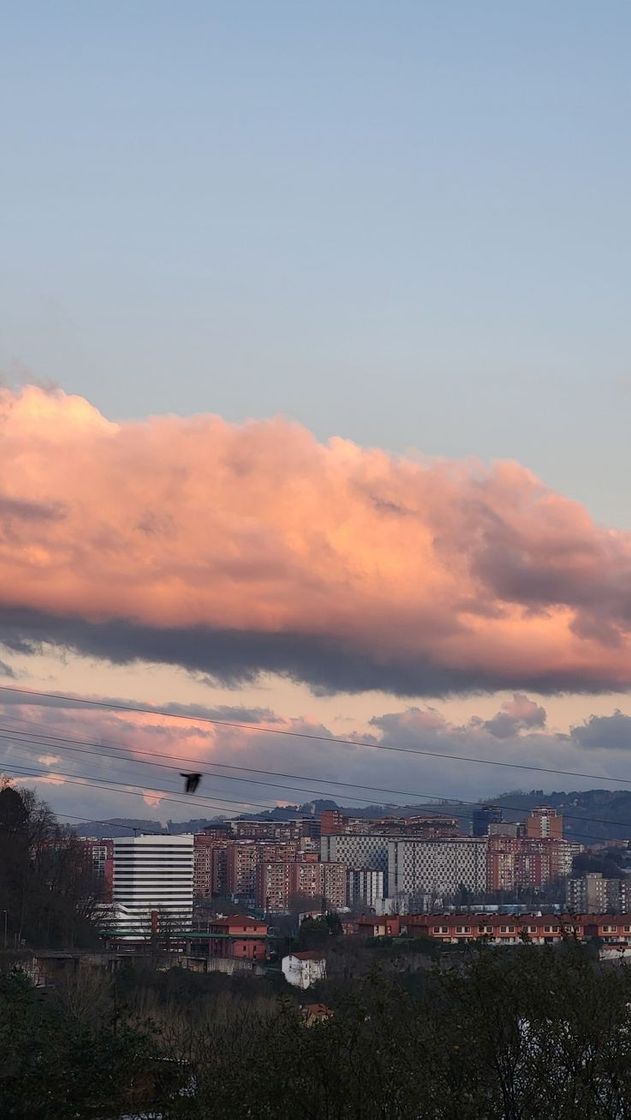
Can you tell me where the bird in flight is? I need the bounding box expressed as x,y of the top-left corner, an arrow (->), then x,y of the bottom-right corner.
181,772 -> 202,794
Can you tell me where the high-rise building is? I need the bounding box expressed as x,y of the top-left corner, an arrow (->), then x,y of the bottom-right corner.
82,837 -> 114,901
566,873 -> 622,913
296,816 -> 321,840
320,861 -> 347,910
193,834 -> 231,898
472,805 -> 503,837
397,816 -> 460,838
256,860 -> 294,912
226,840 -> 259,898
255,859 -> 347,912
112,834 -> 194,939
388,838 -> 487,900
487,835 -> 580,893
232,820 -> 278,840
347,868 -> 385,909
525,807 -> 563,840
321,833 -> 392,886
487,836 -> 522,892
320,810 -> 348,835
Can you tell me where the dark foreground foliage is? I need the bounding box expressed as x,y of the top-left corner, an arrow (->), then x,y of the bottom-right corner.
5,944 -> 631,1118
0,970 -> 186,1119
0,783 -> 101,950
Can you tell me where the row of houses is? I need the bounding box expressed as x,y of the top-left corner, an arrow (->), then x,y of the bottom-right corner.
349,912 -> 631,945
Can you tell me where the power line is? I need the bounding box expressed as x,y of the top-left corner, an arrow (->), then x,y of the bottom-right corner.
3,721 -> 631,837
0,724 -> 383,808
1,763 -> 283,817
4,739 -> 631,842
0,682 -> 629,788
2,709 -> 631,834
52,811 -> 165,837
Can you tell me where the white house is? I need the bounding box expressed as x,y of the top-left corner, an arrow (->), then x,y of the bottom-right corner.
282,950 -> 327,989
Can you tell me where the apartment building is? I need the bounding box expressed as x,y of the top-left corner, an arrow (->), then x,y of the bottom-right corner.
82,837 -> 114,902
349,910 -> 631,948
487,835 -> 580,892
112,834 -> 194,939
225,840 -> 260,898
256,859 -> 347,912
388,838 -> 487,900
566,872 -> 630,913
193,833 -> 232,898
525,806 -> 563,839
320,833 -> 391,885
347,867 -> 385,909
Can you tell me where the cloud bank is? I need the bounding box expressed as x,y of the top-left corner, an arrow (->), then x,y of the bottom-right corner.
1,385 -> 631,695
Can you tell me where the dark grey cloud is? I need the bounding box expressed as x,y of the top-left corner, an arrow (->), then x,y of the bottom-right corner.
0,605 -> 629,697
0,495 -> 66,523
467,498 -> 631,645
571,711 -> 631,751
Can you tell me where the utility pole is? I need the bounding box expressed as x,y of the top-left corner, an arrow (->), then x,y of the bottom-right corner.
1,909 -> 7,951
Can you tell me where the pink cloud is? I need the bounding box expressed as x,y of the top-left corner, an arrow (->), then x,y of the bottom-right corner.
1,385 -> 631,695
481,693 -> 547,738
142,792 -> 164,808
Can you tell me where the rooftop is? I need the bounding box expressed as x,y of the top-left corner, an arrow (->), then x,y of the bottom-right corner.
209,914 -> 266,927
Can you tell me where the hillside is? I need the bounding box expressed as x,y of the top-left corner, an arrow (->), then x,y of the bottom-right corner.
72,789 -> 631,844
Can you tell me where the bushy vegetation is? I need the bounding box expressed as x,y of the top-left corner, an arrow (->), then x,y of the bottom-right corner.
175,944 -> 631,1119
0,969 -> 181,1119
5,945 -> 631,1117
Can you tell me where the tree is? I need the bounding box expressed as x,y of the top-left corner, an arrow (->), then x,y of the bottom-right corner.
0,969 -> 183,1120
0,780 -> 100,950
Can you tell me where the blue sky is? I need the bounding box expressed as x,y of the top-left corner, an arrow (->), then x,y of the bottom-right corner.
2,2 -> 630,524
2,3 -> 631,819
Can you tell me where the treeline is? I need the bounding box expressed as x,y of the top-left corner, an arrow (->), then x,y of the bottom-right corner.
0,782 -> 100,949
5,944 -> 631,1117
179,945 -> 631,1119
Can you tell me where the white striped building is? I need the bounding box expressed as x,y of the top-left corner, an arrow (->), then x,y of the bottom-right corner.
112,834 -> 194,939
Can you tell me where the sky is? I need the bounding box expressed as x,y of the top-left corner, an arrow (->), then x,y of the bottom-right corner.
1,3 -> 631,823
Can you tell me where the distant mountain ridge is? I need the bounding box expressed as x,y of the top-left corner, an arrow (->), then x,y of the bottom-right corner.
72,789 -> 631,843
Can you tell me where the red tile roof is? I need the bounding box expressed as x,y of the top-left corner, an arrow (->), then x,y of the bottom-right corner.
210,915 -> 265,926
